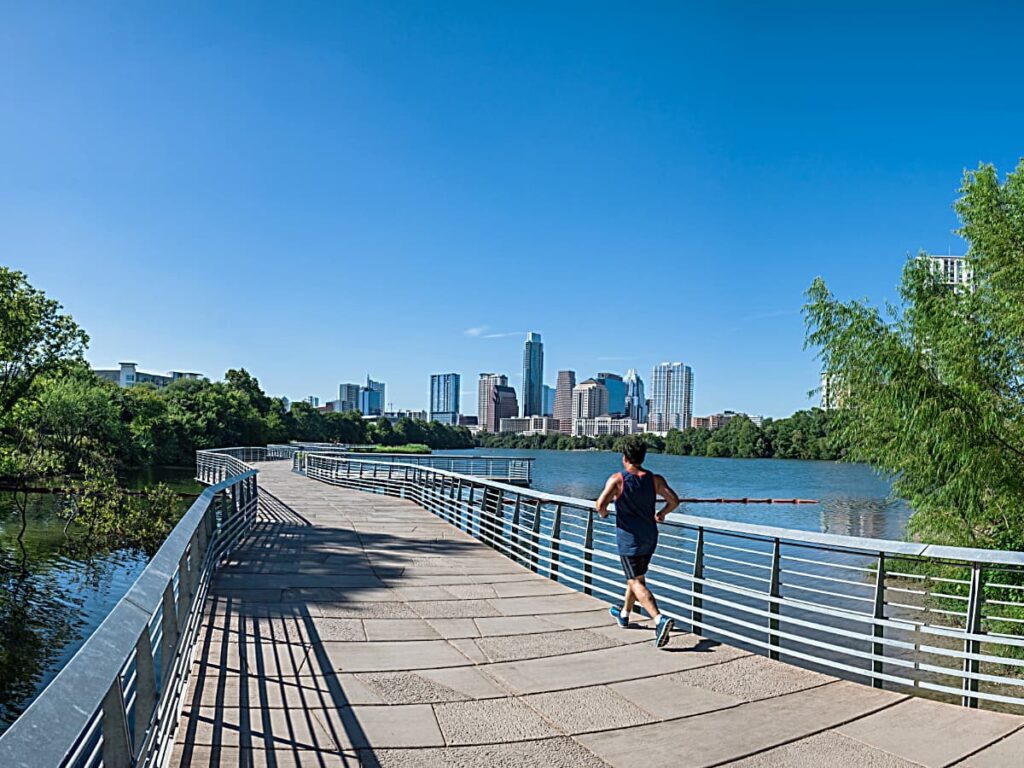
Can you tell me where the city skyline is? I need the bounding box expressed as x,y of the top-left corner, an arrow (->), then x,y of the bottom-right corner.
7,6 -> 1024,418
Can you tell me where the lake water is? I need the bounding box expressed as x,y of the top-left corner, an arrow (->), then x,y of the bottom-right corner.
449,448 -> 912,540
0,467 -> 200,733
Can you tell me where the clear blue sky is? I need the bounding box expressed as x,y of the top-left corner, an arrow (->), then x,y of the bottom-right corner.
3,2 -> 1022,417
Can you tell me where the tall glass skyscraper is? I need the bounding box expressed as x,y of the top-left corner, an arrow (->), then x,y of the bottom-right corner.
649,362 -> 693,432
521,331 -> 544,417
429,373 -> 461,425
624,369 -> 648,423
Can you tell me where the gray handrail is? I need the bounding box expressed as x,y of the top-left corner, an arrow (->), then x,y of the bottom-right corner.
0,458 -> 259,768
302,452 -> 1022,568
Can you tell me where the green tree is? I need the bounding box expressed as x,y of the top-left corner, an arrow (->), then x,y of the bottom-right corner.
0,268 -> 89,423
804,161 -> 1024,549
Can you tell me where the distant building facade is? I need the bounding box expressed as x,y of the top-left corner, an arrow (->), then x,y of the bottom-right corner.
521,332 -> 544,416
623,369 -> 648,424
690,410 -> 759,429
572,378 -> 609,423
553,370 -> 576,434
649,362 -> 693,432
478,373 -> 519,432
572,416 -> 638,438
927,254 -> 972,288
305,395 -> 320,407
94,362 -> 201,389
382,409 -> 428,423
429,373 -> 461,425
338,383 -> 361,412
499,416 -> 561,435
596,373 -> 626,415
542,385 -> 556,417
359,376 -> 385,416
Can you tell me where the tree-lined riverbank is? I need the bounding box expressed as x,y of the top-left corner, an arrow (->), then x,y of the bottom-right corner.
476,408 -> 839,460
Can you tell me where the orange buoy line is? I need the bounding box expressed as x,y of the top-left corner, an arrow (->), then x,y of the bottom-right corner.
678,497 -> 818,504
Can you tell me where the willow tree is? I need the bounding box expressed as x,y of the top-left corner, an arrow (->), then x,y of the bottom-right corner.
805,162 -> 1024,550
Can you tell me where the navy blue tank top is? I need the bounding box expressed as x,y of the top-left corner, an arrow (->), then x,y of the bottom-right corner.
614,470 -> 658,556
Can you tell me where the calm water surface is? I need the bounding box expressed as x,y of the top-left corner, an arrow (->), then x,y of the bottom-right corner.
450,448 -> 911,540
0,467 -> 200,733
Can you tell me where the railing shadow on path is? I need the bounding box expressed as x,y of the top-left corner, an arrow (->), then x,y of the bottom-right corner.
173,489 -> 495,767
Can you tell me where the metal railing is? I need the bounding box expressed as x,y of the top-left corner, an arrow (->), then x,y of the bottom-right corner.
291,449 -> 532,484
303,452 -> 1024,711
0,452 -> 261,768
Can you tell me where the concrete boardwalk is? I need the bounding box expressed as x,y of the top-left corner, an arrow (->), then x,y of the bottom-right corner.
174,463 -> 1024,767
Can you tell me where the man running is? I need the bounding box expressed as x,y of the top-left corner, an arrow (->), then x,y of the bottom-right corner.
596,437 -> 680,648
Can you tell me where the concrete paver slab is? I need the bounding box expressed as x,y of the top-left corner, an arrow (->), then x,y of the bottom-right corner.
838,697 -> 1023,767
524,685 -> 657,734
358,737 -> 609,768
954,726 -> 1024,767
318,703 -> 445,748
432,697 -> 561,745
578,682 -> 902,768
729,730 -> 924,767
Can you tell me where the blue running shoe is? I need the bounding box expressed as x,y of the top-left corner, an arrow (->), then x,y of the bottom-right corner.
609,606 -> 629,628
654,615 -> 674,648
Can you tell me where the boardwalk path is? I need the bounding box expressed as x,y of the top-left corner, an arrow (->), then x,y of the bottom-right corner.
174,462 -> 1024,767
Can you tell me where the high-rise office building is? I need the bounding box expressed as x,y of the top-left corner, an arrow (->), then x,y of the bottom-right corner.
478,373 -> 519,432
429,373 -> 461,425
338,383 -> 361,412
521,332 -> 544,417
305,395 -> 320,407
541,385 -> 555,417
572,378 -> 609,423
596,372 -> 626,416
553,370 -> 576,434
359,376 -> 385,416
624,369 -> 648,424
649,362 -> 693,432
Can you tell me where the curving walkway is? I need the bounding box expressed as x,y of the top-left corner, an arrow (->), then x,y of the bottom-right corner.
173,462 -> 1024,767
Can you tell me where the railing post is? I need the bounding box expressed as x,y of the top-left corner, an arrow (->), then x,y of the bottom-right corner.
177,550 -> 192,633
768,538 -> 781,660
161,583 -> 179,681
133,628 -> 157,757
464,484 -> 475,533
962,563 -> 984,707
530,500 -> 542,574
550,504 -> 562,582
583,508 -> 594,595
691,527 -> 704,635
512,496 -> 522,566
872,553 -> 886,689
101,677 -> 132,768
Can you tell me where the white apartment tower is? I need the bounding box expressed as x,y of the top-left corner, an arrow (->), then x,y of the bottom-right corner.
649,362 -> 693,432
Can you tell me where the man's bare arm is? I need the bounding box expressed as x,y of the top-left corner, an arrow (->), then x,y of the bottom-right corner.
595,474 -> 620,519
654,475 -> 680,522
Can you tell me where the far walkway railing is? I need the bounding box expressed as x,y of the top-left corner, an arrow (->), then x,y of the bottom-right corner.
0,449 -> 264,768
303,452 -> 1024,711
288,447 -> 533,485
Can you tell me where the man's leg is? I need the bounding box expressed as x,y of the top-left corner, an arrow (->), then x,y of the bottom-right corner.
622,582 -> 636,614
627,576 -> 660,621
